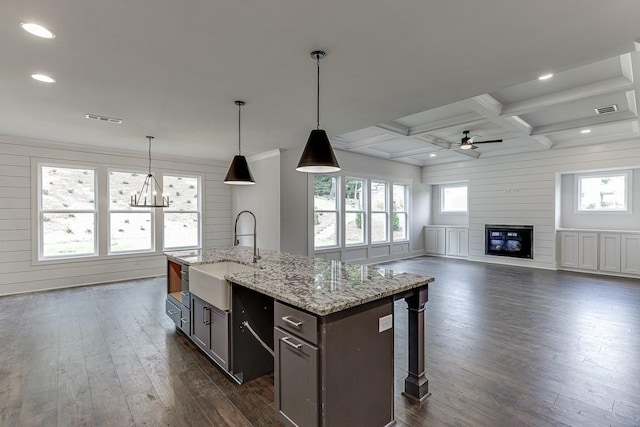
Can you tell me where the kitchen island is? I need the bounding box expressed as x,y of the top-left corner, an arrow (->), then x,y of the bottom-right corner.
165,247 -> 433,427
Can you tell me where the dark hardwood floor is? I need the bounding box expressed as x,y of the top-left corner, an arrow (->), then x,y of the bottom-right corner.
1,256 -> 639,426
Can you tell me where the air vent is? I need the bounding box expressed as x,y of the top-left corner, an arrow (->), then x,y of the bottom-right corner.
85,114 -> 123,124
594,104 -> 618,115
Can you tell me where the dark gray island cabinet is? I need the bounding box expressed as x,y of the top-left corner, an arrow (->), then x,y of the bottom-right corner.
165,247 -> 434,427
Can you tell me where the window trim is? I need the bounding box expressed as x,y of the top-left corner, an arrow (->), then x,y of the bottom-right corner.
440,182 -> 468,213
370,180 -> 389,244
37,162 -> 98,261
32,158 -> 205,265
344,177 -> 367,247
162,173 -> 203,251
313,174 -> 341,250
392,183 -> 409,242
310,171 -> 412,255
574,170 -> 632,213
107,168 -> 156,255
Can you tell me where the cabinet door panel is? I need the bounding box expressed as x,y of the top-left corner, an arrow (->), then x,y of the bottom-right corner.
578,232 -> 598,270
425,228 -> 438,254
458,228 -> 469,257
191,296 -> 211,350
274,328 -> 318,427
209,306 -> 229,370
446,228 -> 459,255
621,235 -> 640,275
436,228 -> 446,254
599,234 -> 621,273
560,232 -> 579,268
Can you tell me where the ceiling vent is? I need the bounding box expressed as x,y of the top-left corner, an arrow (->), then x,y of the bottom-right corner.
594,104 -> 618,115
85,113 -> 123,124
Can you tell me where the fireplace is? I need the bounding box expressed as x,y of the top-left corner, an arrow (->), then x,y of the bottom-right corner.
485,225 -> 533,259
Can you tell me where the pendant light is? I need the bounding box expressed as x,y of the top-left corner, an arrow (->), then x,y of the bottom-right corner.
130,136 -> 169,208
296,50 -> 341,173
224,100 -> 255,185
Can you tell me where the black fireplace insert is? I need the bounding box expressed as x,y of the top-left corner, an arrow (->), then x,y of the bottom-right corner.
485,225 -> 533,259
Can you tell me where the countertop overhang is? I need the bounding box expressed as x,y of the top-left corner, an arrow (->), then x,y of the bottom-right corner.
165,247 -> 434,316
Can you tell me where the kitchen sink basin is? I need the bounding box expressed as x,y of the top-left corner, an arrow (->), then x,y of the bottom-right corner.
189,262 -> 257,310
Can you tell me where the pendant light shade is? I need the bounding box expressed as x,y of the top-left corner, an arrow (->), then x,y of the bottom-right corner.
296,51 -> 340,173
224,101 -> 255,185
130,136 -> 169,208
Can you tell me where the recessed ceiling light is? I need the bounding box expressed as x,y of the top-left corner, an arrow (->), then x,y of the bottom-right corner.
580,129 -> 592,134
20,22 -> 56,39
31,74 -> 55,83
429,153 -> 437,157
538,73 -> 553,80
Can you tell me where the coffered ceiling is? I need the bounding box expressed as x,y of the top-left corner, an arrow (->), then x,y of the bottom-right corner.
333,49 -> 640,166
1,1 -> 640,164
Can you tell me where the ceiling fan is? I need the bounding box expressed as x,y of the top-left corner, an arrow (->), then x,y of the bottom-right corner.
455,130 -> 503,150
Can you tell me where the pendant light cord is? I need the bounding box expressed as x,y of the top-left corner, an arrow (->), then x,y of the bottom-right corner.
238,103 -> 242,155
147,136 -> 153,175
316,54 -> 320,130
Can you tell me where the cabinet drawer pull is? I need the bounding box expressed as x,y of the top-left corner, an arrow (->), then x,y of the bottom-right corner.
203,306 -> 212,325
281,336 -> 302,350
180,317 -> 190,323
168,309 -> 178,315
282,316 -> 303,328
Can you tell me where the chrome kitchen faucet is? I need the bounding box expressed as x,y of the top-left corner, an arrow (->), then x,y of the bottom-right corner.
233,210 -> 261,263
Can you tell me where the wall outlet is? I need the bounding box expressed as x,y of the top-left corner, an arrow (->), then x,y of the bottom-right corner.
379,314 -> 393,332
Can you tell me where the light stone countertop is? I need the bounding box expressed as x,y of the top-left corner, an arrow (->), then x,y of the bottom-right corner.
165,247 -> 434,316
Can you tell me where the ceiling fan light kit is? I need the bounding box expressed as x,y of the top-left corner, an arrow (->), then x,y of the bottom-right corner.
296,50 -> 341,173
455,130 -> 502,150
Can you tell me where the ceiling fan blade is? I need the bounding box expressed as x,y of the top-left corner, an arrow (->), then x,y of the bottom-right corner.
471,139 -> 503,144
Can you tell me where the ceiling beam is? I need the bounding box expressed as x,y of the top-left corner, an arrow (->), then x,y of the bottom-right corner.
389,147 -> 439,159
452,149 -> 480,159
531,110 -> 637,135
376,122 -> 410,136
407,113 -> 486,136
333,132 -> 398,150
500,76 -> 634,117
466,94 -> 554,149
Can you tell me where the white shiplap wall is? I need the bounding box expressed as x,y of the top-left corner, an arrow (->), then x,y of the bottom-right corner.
422,139 -> 640,269
0,136 -> 232,296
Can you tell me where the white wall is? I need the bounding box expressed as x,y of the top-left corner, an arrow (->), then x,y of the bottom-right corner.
232,150 -> 281,251
280,147 -> 429,262
560,169 -> 640,230
422,138 -> 640,269
0,136 -> 232,296
430,184 -> 469,226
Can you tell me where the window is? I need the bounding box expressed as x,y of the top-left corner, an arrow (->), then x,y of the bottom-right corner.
108,171 -> 154,253
314,175 -> 339,248
371,181 -> 388,243
576,171 -> 631,212
345,177 -> 366,245
163,175 -> 201,249
441,183 -> 468,212
393,184 -> 408,241
39,165 -> 97,259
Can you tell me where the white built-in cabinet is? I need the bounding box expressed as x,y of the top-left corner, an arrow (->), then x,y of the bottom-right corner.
425,226 -> 468,258
621,234 -> 640,275
425,226 -> 446,255
558,230 -> 640,277
599,234 -> 621,273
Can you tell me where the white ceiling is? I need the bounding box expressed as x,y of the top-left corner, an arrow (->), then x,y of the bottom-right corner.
2,1 -> 640,164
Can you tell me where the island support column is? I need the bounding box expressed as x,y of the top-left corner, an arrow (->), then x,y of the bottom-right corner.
403,285 -> 431,402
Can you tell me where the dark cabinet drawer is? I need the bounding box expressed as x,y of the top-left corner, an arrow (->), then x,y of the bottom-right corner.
275,301 -> 318,345
166,298 -> 181,326
274,327 -> 319,427
179,307 -> 191,335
